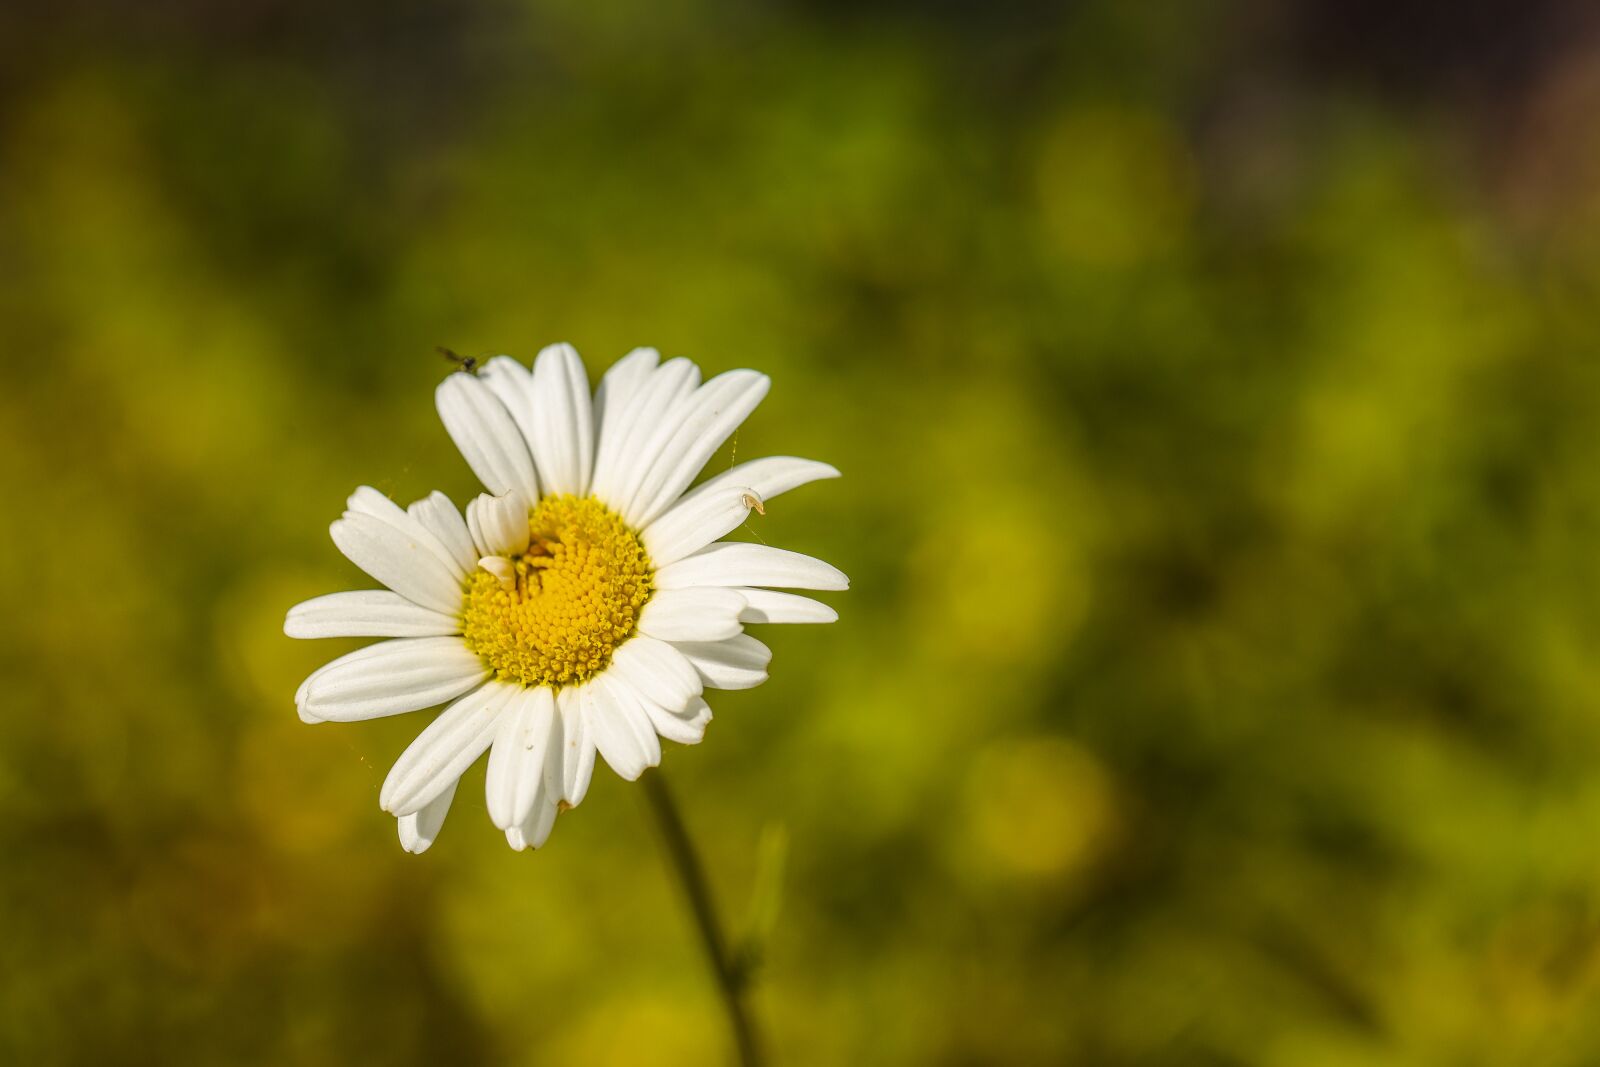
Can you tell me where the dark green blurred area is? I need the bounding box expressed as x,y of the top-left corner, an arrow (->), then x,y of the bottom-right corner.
6,0 -> 1600,1062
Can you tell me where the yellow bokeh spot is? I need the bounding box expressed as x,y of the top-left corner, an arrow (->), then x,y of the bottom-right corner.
968,736 -> 1118,879
460,494 -> 653,688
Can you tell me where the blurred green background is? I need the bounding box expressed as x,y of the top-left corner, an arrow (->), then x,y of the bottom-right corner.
6,0 -> 1600,1062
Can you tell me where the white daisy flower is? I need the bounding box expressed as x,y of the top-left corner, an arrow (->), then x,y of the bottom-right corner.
285,345 -> 846,853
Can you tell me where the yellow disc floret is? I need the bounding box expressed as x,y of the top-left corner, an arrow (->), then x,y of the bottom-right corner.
460,494 -> 654,688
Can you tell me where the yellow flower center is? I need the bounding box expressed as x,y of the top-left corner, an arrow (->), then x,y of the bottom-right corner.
460,495 -> 654,688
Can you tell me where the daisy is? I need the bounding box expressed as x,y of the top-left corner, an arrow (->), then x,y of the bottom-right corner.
285,345 -> 846,853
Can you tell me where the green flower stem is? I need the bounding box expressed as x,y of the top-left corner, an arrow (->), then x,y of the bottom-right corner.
642,770 -> 763,1067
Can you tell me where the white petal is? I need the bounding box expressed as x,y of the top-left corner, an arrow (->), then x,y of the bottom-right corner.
346,487 -> 467,583
736,588 -> 839,625
506,799 -> 559,851
407,491 -> 477,574
586,674 -> 660,781
626,370 -> 771,527
674,635 -> 772,690
608,635 -> 703,711
466,491 -> 531,557
591,347 -> 661,486
331,509 -> 462,614
684,456 -> 842,509
477,356 -> 542,462
380,682 -> 514,816
300,637 -> 488,722
485,686 -> 557,830
398,779 -> 456,854
655,543 -> 848,592
541,694 -> 566,803
528,343 -> 595,496
436,372 -> 540,500
285,590 -> 461,639
642,456 -> 841,565
478,555 -> 515,589
293,640 -> 395,721
592,357 -> 701,513
641,485 -> 757,569
644,695 -> 714,745
552,685 -> 596,807
612,678 -> 669,757
292,664 -> 327,722
637,588 -> 746,643
483,697 -> 526,828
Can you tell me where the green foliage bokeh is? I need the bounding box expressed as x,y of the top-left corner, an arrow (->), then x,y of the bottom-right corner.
4,1 -> 1600,1063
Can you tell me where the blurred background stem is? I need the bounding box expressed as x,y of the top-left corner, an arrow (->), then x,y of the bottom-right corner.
642,771 -> 762,1067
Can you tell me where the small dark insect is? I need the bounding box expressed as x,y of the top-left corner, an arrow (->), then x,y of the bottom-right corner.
438,346 -> 480,375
